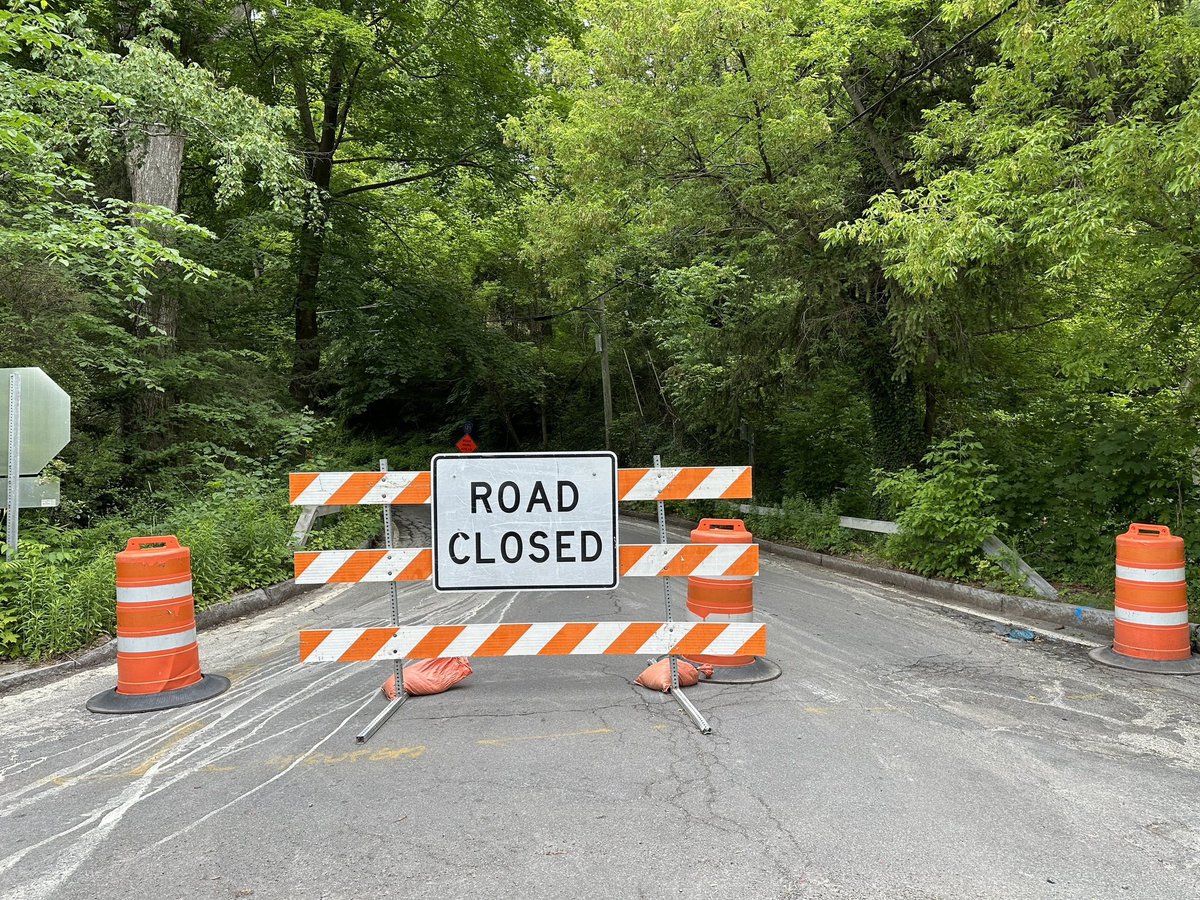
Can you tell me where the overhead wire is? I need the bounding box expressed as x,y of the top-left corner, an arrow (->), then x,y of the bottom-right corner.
824,0 -> 1020,144
725,1 -> 1020,185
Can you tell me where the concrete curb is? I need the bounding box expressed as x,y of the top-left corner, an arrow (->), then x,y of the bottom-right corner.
0,578 -> 323,697
620,509 -> 1125,640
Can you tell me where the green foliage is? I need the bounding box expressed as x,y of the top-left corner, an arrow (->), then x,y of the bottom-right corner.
0,476 -> 317,661
0,5 -> 214,302
306,508 -> 379,554
977,388 -> 1194,586
13,0 -> 1200,659
0,535 -> 115,662
743,497 -> 862,556
753,374 -> 876,509
875,433 -> 1004,580
151,483 -> 294,603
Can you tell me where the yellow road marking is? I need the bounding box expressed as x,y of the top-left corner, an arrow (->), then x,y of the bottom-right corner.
47,720 -> 208,785
477,727 -> 612,747
126,720 -> 207,776
269,746 -> 426,767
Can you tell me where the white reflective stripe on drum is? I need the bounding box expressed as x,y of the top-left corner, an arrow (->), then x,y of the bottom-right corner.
1116,565 -> 1185,583
1114,608 -> 1190,627
117,580 -> 193,604
117,628 -> 197,654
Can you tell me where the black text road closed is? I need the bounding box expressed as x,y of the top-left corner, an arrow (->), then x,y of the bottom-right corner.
431,452 -> 618,591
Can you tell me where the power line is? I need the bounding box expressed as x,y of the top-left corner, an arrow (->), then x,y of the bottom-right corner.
828,0 -> 1019,142
763,0 -> 1017,182
839,7 -> 951,102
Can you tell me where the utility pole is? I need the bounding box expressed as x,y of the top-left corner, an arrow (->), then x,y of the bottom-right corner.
740,420 -> 756,501
598,291 -> 613,450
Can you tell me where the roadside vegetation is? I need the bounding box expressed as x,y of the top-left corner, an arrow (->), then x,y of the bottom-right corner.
4,0 -> 1200,660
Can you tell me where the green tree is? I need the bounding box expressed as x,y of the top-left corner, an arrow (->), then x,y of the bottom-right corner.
512,0 -> 995,468
841,0 -> 1200,572
201,0 -> 570,407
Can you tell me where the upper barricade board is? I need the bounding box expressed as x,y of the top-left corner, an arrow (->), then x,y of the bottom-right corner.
290,464 -> 751,506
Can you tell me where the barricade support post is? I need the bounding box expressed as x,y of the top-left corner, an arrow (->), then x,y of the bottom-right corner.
654,453 -> 709,732
356,459 -> 408,744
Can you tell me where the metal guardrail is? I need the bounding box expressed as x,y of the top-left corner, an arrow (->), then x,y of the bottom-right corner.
291,505 -> 342,549
733,504 -> 1058,601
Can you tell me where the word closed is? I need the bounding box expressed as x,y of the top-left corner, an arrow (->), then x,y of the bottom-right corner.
431,452 -> 618,591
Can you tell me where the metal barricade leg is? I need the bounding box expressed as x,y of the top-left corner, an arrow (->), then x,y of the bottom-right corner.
654,454 -> 711,735
356,459 -> 407,744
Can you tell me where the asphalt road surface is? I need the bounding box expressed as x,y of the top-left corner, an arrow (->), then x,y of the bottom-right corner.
2,515 -> 1199,899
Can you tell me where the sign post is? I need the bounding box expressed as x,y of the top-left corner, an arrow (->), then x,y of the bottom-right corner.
1,367 -> 71,560
5,372 -> 19,561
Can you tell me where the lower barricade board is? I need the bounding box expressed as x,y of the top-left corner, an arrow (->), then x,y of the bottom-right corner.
299,621 -> 767,663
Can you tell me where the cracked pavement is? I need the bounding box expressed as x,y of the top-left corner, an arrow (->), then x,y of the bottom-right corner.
1,512 -> 1199,899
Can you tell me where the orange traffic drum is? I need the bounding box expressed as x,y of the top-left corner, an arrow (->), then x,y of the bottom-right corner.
114,535 -> 203,694
87,536 -> 229,714
1113,524 -> 1190,662
685,519 -> 756,665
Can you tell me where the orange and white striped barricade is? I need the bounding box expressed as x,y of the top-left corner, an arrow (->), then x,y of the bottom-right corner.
1090,524 -> 1200,674
288,464 -> 753,507
291,454 -> 764,740
677,519 -> 780,683
293,543 -> 759,584
300,622 -> 766,663
87,536 -> 230,713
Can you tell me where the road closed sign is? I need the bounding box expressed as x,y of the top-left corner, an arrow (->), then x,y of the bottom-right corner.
431,452 -> 618,591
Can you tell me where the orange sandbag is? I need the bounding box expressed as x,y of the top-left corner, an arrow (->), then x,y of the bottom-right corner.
381,657 -> 473,700
635,659 -> 714,693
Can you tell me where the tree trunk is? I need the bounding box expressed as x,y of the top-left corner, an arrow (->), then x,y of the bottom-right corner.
843,77 -> 904,194
864,361 -> 926,472
856,276 -> 927,471
288,63 -> 343,408
126,125 -> 185,342
923,380 -> 938,439
291,198 -> 328,406
125,125 -> 185,446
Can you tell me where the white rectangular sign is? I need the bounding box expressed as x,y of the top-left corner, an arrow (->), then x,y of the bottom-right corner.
431,452 -> 618,591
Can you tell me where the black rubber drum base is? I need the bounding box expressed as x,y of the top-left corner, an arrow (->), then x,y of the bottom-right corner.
87,673 -> 231,714
1089,646 -> 1200,676
654,655 -> 783,685
699,656 -> 782,685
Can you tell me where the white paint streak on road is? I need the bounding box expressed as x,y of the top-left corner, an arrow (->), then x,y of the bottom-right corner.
152,688 -> 378,848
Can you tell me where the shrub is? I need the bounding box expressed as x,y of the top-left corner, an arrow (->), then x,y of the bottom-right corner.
0,536 -> 115,661
743,496 -> 858,555
875,432 -> 1005,580
307,507 -> 380,552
